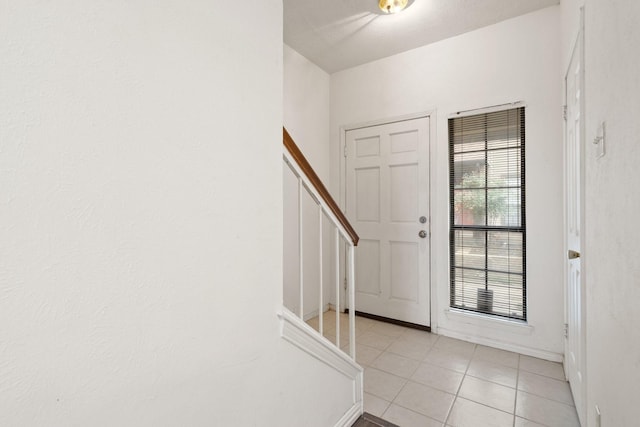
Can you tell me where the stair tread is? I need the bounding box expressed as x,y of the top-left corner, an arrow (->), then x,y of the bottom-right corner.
351,412 -> 399,427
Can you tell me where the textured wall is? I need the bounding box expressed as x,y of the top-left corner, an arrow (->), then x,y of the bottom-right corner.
0,1 -> 353,425
561,1 -> 640,424
582,1 -> 640,425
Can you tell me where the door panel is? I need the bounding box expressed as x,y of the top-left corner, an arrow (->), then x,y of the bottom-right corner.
390,241 -> 419,302
390,130 -> 418,153
356,240 -> 381,296
355,168 -> 380,222
390,164 -> 418,222
355,135 -> 380,157
346,117 -> 430,326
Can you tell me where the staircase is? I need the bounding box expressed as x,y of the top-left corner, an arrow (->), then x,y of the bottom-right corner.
280,128 -> 364,426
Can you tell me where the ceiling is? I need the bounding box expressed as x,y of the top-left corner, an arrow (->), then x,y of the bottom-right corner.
284,0 -> 559,73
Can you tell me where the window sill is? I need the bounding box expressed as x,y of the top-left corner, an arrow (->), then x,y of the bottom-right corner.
444,308 -> 534,335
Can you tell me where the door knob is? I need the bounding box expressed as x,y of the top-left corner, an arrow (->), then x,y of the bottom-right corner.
419,230 -> 428,238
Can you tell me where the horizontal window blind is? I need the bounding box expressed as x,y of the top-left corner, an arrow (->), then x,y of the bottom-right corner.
448,107 -> 526,321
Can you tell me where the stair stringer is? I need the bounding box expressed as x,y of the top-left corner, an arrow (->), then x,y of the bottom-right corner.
278,308 -> 364,427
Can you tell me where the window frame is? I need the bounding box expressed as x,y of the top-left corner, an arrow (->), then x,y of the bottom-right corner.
448,106 -> 527,321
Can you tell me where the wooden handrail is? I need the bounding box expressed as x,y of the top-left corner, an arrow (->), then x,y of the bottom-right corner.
283,127 -> 359,246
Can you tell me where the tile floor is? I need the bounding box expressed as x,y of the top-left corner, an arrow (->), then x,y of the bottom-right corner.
307,311 -> 580,427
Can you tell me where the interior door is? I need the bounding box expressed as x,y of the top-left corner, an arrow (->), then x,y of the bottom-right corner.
346,117 -> 430,326
564,18 -> 586,425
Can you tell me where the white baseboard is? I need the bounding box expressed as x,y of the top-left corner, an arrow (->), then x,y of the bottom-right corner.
438,325 -> 563,362
440,309 -> 564,362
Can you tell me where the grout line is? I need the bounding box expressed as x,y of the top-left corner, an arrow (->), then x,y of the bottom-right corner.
442,342 -> 477,426
387,400 -> 450,426
362,326 -> 575,427
376,397 -> 392,422
374,323 -> 440,424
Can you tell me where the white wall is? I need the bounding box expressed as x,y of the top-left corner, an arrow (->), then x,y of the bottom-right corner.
331,6 -> 564,359
560,0 -> 640,425
283,45 -> 335,318
0,2 -> 354,425
560,0 -> 584,72
284,44 -> 332,163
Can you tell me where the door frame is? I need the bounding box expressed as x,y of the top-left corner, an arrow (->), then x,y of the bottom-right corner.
563,7 -> 587,425
338,111 -> 437,329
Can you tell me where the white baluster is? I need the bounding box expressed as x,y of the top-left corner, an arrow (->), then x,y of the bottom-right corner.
318,205 -> 323,336
348,244 -> 356,359
335,228 -> 340,348
298,177 -> 304,319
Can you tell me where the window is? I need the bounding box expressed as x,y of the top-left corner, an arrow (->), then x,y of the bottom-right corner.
448,107 -> 526,321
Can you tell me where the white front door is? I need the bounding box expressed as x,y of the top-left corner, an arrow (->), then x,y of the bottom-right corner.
346,117 -> 430,326
564,18 -> 586,426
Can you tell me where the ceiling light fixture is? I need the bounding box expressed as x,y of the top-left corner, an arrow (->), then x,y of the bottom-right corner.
378,0 -> 414,14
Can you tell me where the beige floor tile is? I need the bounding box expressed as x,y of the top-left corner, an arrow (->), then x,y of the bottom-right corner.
320,323 -> 337,337
363,392 -> 390,417
368,320 -> 408,337
517,370 -> 575,406
515,391 -> 580,427
351,318 -> 579,427
423,347 -> 472,373
394,381 -> 455,422
357,330 -> 397,350
371,351 -> 420,379
386,335 -> 433,361
318,318 -> 336,333
401,328 -> 439,344
355,343 -> 383,367
339,343 -> 351,356
306,317 -> 319,330
446,397 -> 514,427
310,311 -> 336,330
514,417 -> 547,427
323,332 -> 349,349
466,358 -> 518,388
519,355 -> 565,380
411,362 -> 464,394
321,311 -> 338,326
309,313 -> 389,348
433,336 -> 476,356
355,315 -> 378,329
335,326 -> 363,340
334,314 -> 363,332
458,376 -> 516,413
356,327 -> 370,343
364,367 -> 407,402
383,404 -> 444,427
353,320 -> 375,334
473,345 -> 520,368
